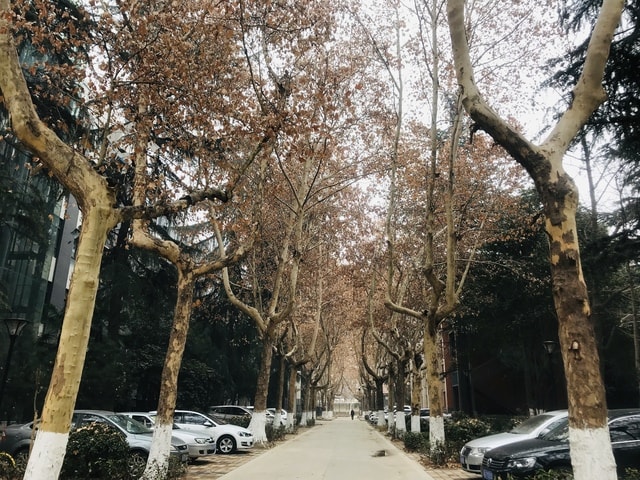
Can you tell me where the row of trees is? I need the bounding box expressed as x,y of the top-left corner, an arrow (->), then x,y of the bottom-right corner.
1,0 -> 638,480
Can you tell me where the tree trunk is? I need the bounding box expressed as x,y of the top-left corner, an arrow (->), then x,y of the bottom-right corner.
375,378 -> 386,428
248,333 -> 274,443
142,269 -> 195,479
425,323 -> 444,447
387,365 -> 395,434
274,355 -> 286,427
394,358 -> 407,434
24,208 -> 116,480
287,366 -> 297,430
410,362 -> 422,432
446,1 -> 624,477
542,179 -> 614,478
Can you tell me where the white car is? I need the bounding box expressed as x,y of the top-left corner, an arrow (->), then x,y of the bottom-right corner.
155,410 -> 254,454
120,412 -> 216,460
267,408 -> 288,425
459,410 -> 568,473
246,405 -> 278,425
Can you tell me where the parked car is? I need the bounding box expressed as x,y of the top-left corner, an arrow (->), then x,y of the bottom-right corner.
267,408 -> 288,425
367,411 -> 378,424
120,411 -> 216,460
0,410 -> 189,475
71,410 -> 189,472
460,410 -> 568,473
208,405 -> 253,423
155,410 -> 254,454
480,409 -> 640,479
246,405 -> 278,425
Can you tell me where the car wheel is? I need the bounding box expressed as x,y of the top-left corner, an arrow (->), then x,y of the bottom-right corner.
216,435 -> 236,454
0,451 -> 16,472
128,450 -> 148,478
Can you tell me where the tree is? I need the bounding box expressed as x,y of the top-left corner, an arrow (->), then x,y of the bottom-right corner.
0,1 -> 240,477
447,1 -> 625,478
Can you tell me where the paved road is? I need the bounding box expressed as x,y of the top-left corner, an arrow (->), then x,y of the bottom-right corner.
215,416 -> 437,480
185,417 -> 478,480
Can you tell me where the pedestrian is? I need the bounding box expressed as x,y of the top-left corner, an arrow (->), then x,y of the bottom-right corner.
350,409 -> 355,420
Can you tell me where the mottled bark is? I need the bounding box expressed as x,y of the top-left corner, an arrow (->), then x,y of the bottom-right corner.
425,323 -> 444,446
446,1 -> 624,478
0,5 -> 121,478
248,333 -> 274,443
141,269 -> 195,479
25,209 -> 117,480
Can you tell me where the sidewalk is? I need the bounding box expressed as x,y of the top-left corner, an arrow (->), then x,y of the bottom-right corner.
185,417 -> 478,480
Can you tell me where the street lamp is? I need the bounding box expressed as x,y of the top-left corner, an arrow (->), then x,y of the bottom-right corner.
0,317 -> 29,409
542,340 -> 557,355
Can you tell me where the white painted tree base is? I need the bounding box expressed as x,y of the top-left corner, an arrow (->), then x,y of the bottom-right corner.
141,422 -> 172,479
570,425 -> 617,480
23,430 -> 68,480
395,414 -> 407,434
410,415 -> 421,432
286,415 -> 295,431
377,410 -> 385,428
429,415 -> 445,447
249,411 -> 268,444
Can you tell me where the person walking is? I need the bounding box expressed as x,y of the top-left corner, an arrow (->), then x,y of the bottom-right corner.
350,409 -> 355,420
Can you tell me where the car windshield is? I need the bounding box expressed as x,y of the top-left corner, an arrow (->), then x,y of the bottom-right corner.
105,414 -> 152,434
510,414 -> 556,434
541,421 -> 570,442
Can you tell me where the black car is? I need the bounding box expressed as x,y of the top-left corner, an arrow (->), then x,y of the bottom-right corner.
481,409 -> 640,479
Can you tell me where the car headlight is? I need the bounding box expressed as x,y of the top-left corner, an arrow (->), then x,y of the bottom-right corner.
470,447 -> 490,455
194,438 -> 209,444
238,431 -> 252,437
506,457 -> 537,470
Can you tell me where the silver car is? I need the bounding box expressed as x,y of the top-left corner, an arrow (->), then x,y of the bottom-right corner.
71,410 -> 189,474
459,409 -> 568,473
208,405 -> 253,423
0,410 -> 189,475
158,409 -> 254,454
120,411 -> 216,460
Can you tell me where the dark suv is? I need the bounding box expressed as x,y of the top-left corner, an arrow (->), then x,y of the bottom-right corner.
481,409 -> 640,479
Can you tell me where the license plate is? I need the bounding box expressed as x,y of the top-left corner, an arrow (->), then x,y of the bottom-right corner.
482,469 -> 494,480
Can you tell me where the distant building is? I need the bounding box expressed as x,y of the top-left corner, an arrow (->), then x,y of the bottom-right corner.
0,136 -> 79,337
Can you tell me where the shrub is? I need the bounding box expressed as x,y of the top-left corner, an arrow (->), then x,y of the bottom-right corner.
266,423 -> 286,442
164,456 -> 188,480
624,469 -> 640,480
60,422 -> 130,480
224,415 -> 250,428
445,415 -> 492,445
403,431 -> 428,453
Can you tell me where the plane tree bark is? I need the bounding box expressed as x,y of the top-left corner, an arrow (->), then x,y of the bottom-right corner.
447,1 -> 625,478
360,330 -> 390,429
0,2 -> 251,477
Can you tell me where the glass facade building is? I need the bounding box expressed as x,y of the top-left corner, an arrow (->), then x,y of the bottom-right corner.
0,130 -> 79,335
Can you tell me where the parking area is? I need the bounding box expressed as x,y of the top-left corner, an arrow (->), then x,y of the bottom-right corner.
184,447 -> 268,479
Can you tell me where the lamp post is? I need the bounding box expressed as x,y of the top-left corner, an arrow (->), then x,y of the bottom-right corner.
543,340 -> 557,356
0,317 -> 29,409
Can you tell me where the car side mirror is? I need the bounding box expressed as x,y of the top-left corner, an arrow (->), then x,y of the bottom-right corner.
203,421 -> 213,427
